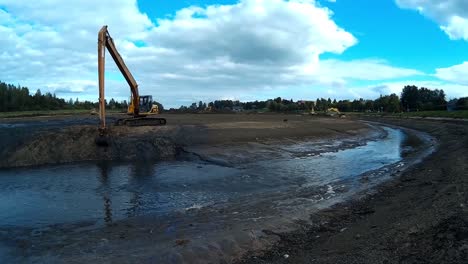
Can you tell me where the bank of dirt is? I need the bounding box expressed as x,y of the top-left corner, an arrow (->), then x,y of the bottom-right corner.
239,117 -> 468,264
0,114 -> 369,168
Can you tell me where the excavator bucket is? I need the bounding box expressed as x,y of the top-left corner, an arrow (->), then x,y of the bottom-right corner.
95,135 -> 110,147
95,128 -> 110,146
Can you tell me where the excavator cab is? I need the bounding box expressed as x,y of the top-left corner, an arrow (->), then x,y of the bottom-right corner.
127,95 -> 159,115
117,94 -> 165,126
139,95 -> 154,113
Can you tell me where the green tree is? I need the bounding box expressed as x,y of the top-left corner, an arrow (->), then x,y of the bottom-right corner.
401,85 -> 419,111
456,97 -> 468,110
387,94 -> 401,113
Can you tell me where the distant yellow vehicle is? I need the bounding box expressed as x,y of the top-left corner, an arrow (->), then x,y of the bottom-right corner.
327,107 -> 341,114
327,107 -> 343,117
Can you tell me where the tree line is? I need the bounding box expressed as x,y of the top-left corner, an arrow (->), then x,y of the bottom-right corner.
0,81 -> 128,112
2,80 -> 467,113
451,97 -> 468,110
176,95 -> 401,113
400,85 -> 446,111
176,85 -> 464,114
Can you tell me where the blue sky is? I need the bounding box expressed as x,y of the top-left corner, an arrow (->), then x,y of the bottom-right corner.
0,0 -> 467,107
320,0 -> 468,71
138,0 -> 467,71
137,0 -> 238,18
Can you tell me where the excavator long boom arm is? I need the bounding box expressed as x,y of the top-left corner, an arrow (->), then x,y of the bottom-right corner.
96,25 -> 165,143
98,25 -> 140,131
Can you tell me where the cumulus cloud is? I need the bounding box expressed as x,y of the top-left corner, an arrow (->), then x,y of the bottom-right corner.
396,0 -> 468,40
316,59 -> 422,81
0,0 -> 152,98
366,80 -> 468,99
0,0 -> 424,106
435,62 -> 468,85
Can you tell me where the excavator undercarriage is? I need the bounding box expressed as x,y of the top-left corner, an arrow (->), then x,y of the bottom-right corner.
115,116 -> 167,126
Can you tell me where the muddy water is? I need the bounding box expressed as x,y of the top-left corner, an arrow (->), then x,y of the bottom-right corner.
0,127 -> 401,228
0,126 -> 431,262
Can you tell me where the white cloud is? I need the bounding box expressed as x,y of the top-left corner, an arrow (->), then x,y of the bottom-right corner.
0,0 -> 152,100
396,0 -> 468,40
435,62 -> 468,85
0,0 -> 424,106
365,80 -> 468,100
316,59 -> 423,81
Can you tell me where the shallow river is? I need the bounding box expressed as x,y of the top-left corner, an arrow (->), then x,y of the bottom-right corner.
0,127 -> 404,229
1,125 -> 434,263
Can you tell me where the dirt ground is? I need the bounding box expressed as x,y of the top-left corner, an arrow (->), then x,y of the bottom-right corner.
0,113 -> 368,168
239,117 -> 468,264
143,113 -> 368,145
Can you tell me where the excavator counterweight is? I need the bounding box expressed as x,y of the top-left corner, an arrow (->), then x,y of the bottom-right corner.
96,25 -> 166,144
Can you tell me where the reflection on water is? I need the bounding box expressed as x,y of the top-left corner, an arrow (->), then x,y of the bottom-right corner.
96,161 -> 157,224
0,160 -> 238,227
97,162 -> 112,224
0,127 -> 405,228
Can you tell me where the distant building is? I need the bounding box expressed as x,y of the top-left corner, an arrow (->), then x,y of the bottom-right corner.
232,106 -> 243,112
297,100 -> 315,113
297,100 -> 314,105
447,99 -> 457,112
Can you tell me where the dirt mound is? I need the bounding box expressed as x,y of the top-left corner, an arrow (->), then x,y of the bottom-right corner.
0,126 -> 179,168
0,115 -> 372,168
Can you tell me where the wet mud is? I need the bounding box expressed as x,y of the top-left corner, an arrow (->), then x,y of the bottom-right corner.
0,114 -> 449,263
0,114 -> 369,168
239,117 -> 467,264
0,121 -> 436,263
0,126 -> 178,168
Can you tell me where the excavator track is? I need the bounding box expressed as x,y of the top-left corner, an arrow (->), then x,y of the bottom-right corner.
115,117 -> 167,127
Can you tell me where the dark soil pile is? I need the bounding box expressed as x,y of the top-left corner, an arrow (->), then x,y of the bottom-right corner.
0,114 -> 370,168
0,126 -> 178,168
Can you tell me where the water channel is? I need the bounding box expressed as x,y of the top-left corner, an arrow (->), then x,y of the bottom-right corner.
0,125 -> 433,262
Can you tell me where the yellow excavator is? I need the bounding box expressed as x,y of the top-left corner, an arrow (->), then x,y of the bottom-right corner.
97,25 -> 166,143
